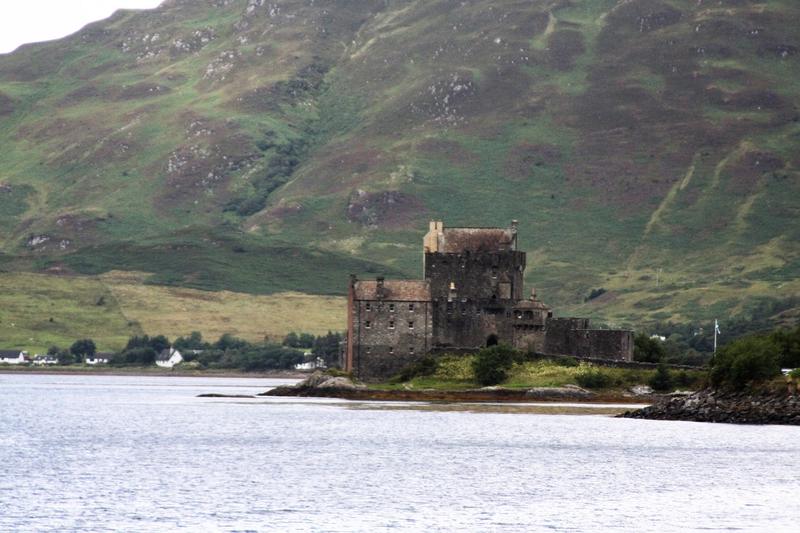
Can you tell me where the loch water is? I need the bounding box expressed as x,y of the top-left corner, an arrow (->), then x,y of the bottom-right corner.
1,373 -> 798,532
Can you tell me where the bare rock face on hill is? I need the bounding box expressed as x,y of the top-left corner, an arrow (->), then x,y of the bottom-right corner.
0,0 -> 798,324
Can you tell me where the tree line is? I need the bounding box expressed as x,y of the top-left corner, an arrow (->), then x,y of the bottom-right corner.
45,331 -> 344,371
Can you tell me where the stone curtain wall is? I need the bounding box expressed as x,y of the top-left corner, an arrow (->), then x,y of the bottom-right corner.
351,299 -> 433,380
543,318 -> 633,361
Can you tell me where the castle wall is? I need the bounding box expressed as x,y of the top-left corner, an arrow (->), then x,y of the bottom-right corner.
570,329 -> 634,361
350,299 -> 432,380
543,317 -> 633,361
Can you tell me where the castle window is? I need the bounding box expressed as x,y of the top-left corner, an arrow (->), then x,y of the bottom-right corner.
365,320 -> 371,329
408,303 -> 415,311
366,302 -> 371,311
461,307 -> 467,315
389,303 -> 395,312
491,267 -> 498,279
515,310 -> 522,319
366,347 -> 371,354
446,302 -> 453,313
389,346 -> 394,354
409,347 -> 415,355
389,320 -> 395,329
408,321 -> 414,329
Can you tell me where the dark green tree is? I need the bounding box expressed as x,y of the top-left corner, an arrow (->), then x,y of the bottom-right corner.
174,331 -> 206,351
634,333 -> 666,363
283,332 -> 300,348
126,335 -> 151,350
312,331 -> 342,367
70,339 -> 97,362
148,335 -> 170,355
298,333 -> 315,349
710,335 -> 781,389
111,347 -> 157,366
57,350 -> 76,365
214,333 -> 249,351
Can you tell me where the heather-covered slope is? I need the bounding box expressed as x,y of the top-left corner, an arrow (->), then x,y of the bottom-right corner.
1,0 -> 799,335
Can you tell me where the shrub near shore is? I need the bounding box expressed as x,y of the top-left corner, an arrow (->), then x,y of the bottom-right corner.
710,325 -> 800,390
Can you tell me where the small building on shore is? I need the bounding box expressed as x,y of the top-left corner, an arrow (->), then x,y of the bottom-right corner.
86,353 -> 112,365
33,354 -> 58,366
0,350 -> 28,365
156,348 -> 184,368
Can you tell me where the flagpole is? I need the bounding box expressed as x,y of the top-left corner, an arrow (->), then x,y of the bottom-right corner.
713,319 -> 719,354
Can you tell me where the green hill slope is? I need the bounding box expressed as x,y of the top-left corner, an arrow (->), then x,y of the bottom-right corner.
1,0 -> 798,333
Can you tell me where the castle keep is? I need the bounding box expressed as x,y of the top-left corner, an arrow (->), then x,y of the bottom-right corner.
345,221 -> 633,380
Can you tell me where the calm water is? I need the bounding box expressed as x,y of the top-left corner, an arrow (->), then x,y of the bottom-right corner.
1,374 -> 798,532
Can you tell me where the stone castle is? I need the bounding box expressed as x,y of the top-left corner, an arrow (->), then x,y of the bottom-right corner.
344,221 -> 633,380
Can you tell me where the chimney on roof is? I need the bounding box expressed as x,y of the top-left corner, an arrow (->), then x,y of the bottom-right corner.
424,220 -> 444,255
376,276 -> 386,299
510,219 -> 519,250
531,287 -> 537,301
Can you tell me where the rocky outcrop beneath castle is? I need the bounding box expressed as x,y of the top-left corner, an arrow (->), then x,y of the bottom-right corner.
619,389 -> 800,425
261,374 -> 636,403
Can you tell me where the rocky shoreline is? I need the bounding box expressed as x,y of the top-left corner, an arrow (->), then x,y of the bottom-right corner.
619,388 -> 800,425
259,372 -> 648,404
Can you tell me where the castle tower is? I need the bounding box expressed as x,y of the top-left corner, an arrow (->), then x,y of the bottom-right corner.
423,221 -> 526,348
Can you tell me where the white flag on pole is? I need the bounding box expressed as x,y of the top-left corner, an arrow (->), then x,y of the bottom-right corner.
715,320 -> 721,335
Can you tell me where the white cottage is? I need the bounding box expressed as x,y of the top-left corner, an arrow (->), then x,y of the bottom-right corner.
33,354 -> 58,365
86,353 -> 111,365
156,348 -> 184,368
0,350 -> 28,364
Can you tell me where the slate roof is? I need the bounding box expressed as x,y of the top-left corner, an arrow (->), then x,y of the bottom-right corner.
354,280 -> 431,301
156,348 -> 180,361
440,228 -> 515,253
0,350 -> 23,358
514,299 -> 551,311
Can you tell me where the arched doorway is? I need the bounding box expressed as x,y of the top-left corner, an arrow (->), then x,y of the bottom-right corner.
486,334 -> 499,347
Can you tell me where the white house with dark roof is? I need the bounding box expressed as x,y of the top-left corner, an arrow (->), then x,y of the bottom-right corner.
33,354 -> 58,366
86,353 -> 112,365
156,348 -> 184,368
0,350 -> 28,364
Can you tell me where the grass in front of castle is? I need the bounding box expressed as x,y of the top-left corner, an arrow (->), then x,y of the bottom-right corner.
372,355 -> 706,393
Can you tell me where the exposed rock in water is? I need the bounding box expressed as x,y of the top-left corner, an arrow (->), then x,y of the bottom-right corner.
261,371 -> 367,396
619,388 -> 800,425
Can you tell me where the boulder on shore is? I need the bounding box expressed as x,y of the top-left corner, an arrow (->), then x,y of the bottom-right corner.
619,388 -> 800,425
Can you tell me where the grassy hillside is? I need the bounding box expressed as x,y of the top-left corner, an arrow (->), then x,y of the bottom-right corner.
0,0 -> 798,346
0,271 -> 344,352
